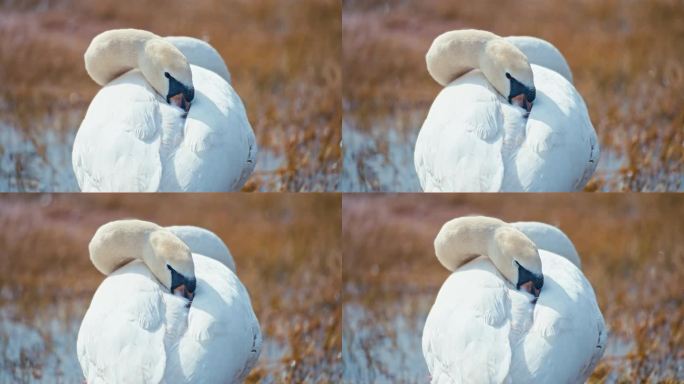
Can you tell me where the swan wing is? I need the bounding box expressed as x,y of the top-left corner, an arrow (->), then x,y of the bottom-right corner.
72,71 -> 163,192
162,65 -> 256,192
509,251 -> 606,383
165,36 -> 232,84
504,36 -> 574,83
166,225 -> 237,273
511,221 -> 581,268
165,255 -> 262,383
422,258 -> 512,384
511,65 -> 599,191
415,71 -> 505,192
77,262 -> 167,384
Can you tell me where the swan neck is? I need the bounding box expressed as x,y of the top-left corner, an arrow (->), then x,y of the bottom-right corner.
426,29 -> 497,86
434,216 -> 508,272
84,29 -> 158,86
88,220 -> 161,275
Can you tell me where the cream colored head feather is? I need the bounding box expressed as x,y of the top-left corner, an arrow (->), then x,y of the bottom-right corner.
89,219 -> 195,298
426,29 -> 536,111
434,216 -> 543,298
84,29 -> 194,111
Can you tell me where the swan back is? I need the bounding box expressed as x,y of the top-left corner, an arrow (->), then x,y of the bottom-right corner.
166,225 -> 237,273
165,36 -> 232,84
504,36 -> 573,83
511,221 -> 581,268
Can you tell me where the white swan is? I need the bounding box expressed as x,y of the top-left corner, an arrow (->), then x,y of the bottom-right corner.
414,30 -> 599,192
77,220 -> 262,383
422,216 -> 606,383
72,29 -> 256,192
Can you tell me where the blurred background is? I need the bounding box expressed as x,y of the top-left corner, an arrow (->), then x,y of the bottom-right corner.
342,0 -> 684,191
343,194 -> 684,382
0,194 -> 341,383
0,0 -> 340,192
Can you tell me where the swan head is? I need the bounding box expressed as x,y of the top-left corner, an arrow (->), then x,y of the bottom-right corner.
480,39 -> 536,113
147,229 -> 196,302
139,39 -> 195,113
492,226 -> 544,301
89,219 -> 197,303
434,216 -> 544,302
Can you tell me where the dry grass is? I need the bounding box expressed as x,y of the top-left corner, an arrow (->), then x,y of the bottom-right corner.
342,0 -> 684,191
0,0 -> 341,191
343,194 -> 684,382
0,194 -> 342,382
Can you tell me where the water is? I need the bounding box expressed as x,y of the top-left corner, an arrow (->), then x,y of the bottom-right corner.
0,123 -> 78,192
0,304 -> 83,383
341,118 -> 421,192
343,301 -> 430,383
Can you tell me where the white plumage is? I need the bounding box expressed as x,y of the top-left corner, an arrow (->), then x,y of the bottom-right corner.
422,220 -> 606,383
415,35 -> 599,192
77,225 -> 261,383
72,37 -> 256,192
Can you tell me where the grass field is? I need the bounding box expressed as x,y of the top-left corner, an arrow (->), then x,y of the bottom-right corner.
342,0 -> 684,191
343,194 -> 684,382
0,0 -> 341,192
0,194 -> 342,383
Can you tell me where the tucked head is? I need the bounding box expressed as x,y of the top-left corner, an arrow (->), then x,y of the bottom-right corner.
147,229 -> 196,301
89,219 -> 197,302
492,226 -> 543,301
480,39 -> 536,113
139,39 -> 195,113
433,215 -> 544,302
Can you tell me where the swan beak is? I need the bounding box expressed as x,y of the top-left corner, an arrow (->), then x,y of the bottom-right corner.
169,93 -> 192,113
173,284 -> 194,302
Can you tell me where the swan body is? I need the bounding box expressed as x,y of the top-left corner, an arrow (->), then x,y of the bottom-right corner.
73,30 -> 256,192
77,222 -> 261,383
422,218 -> 606,384
415,31 -> 599,192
